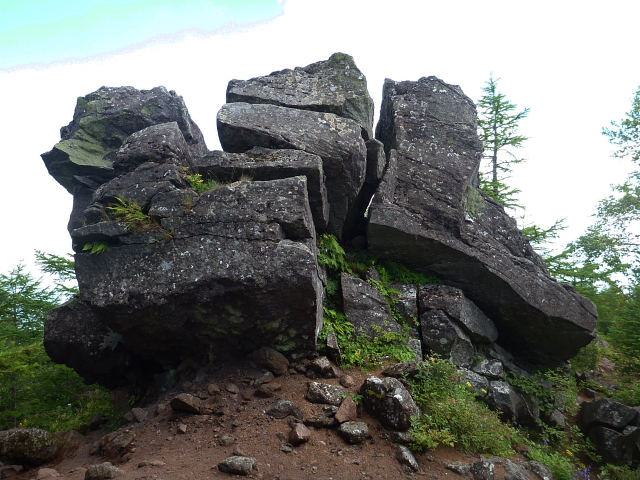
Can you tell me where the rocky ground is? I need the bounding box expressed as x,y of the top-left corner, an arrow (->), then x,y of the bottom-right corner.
4,356 -> 540,480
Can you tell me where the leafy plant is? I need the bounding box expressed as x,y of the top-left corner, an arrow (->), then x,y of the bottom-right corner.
107,196 -> 160,232
317,234 -> 353,274
83,241 -> 108,255
184,172 -> 220,194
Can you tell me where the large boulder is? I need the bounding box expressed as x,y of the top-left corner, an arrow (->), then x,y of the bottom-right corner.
217,102 -> 366,239
44,298 -> 152,388
226,52 -> 375,140
194,147 -> 329,231
41,86 -> 207,232
367,76 -> 597,364
42,86 -> 207,193
70,175 -> 323,369
0,429 -> 61,465
360,376 -> 419,431
341,273 -> 401,338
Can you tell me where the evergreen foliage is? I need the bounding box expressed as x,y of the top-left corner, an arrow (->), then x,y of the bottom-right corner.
477,74 -> 530,208
0,253 -> 115,431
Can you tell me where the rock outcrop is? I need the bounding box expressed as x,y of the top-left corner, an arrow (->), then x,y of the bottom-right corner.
41,53 -> 597,389
367,76 -> 597,364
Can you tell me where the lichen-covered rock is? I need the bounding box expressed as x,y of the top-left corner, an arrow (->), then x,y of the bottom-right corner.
218,456 -> 257,476
226,52 -> 375,140
0,428 -> 61,465
72,176 -> 323,371
217,102 -> 366,239
420,307 -> 475,368
341,273 -> 401,338
367,76 -> 597,364
337,422 -> 369,444
360,376 -> 419,431
486,381 -> 539,426
195,147 -> 329,231
581,398 -> 639,431
85,462 -> 124,479
305,382 -> 345,406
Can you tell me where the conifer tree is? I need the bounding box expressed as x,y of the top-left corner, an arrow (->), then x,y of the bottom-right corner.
477,74 -> 530,208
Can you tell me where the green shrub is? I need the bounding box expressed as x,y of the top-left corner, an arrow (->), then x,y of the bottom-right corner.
184,172 -> 220,194
107,196 -> 160,232
409,357 -> 516,456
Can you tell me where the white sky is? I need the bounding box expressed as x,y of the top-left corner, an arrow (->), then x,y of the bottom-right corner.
2,0 -> 639,274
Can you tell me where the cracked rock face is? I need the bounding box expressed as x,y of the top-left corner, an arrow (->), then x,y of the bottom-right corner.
367,76 -> 597,364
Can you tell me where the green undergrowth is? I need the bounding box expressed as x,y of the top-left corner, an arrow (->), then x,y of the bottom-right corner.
107,196 -> 161,232
317,234 -> 440,368
408,356 -> 517,456
184,171 -> 220,194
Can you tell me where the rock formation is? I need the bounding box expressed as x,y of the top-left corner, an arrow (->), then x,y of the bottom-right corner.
41,53 -> 597,389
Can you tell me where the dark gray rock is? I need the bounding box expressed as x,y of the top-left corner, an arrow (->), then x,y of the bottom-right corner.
42,86 -> 207,194
587,426 -> 633,465
360,376 -> 419,431
420,308 -> 475,367
73,176 -> 323,368
395,445 -> 419,471
0,429 -> 61,465
305,382 -> 345,406
44,297 -> 150,388
249,346 -> 290,376
365,138 -> 387,184
266,399 -> 302,420
505,459 -> 535,480
486,381 -> 539,425
470,460 -> 495,480
195,147 -> 329,231
217,102 -> 366,239
337,422 -> 369,444
391,283 -> 419,329
381,361 -> 422,379
326,330 -> 342,365
306,356 -> 339,378
458,368 -> 490,397
114,121 -> 195,173
523,461 -> 553,480
444,461 -> 471,476
218,456 -> 257,476
581,398 -> 639,431
169,393 -> 201,414
419,285 -> 498,343
367,76 -> 597,364
85,462 -> 124,479
341,273 -> 401,338
226,52 -> 375,140
472,358 -> 504,379
80,161 -> 190,229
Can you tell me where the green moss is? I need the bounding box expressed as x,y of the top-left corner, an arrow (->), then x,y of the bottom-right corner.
464,186 -> 487,218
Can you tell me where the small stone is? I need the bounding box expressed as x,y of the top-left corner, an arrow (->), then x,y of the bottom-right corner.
288,423 -> 311,446
249,346 -> 289,376
169,393 -> 201,414
339,375 -> 355,388
218,456 -> 258,476
335,395 -> 358,423
226,383 -> 240,394
219,435 -> 236,446
84,462 -> 124,480
280,444 -> 293,453
470,460 -> 495,480
266,398 -> 303,420
255,382 -> 282,398
137,460 -> 167,468
131,407 -> 148,423
123,412 -> 135,423
305,382 -> 346,405
395,445 -> 419,471
337,422 -> 369,444
36,468 -> 59,479
444,461 -> 471,476
391,431 -> 414,444
177,424 -> 188,434
207,383 -> 222,396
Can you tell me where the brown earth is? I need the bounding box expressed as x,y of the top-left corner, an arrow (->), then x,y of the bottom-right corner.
11,359 -> 528,480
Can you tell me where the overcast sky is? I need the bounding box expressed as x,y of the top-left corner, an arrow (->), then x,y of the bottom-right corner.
2,0 -> 640,274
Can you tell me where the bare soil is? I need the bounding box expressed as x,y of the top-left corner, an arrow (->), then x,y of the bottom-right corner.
12,359 -> 525,480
